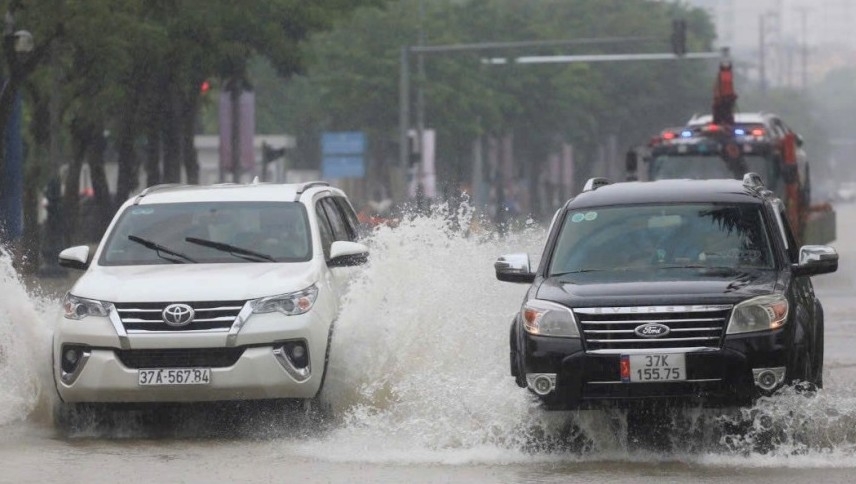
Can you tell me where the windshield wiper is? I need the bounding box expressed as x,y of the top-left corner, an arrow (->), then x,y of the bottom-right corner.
551,269 -> 608,276
185,237 -> 276,262
127,235 -> 196,263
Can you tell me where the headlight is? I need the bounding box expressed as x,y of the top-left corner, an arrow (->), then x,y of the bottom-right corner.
63,293 -> 112,320
251,285 -> 318,316
521,299 -> 580,338
726,294 -> 789,334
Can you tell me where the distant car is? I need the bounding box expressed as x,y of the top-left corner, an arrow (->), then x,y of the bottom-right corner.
53,181 -> 367,426
836,182 -> 856,202
495,175 -> 838,410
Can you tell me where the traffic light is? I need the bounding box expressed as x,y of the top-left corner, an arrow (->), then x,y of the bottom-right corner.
671,19 -> 687,56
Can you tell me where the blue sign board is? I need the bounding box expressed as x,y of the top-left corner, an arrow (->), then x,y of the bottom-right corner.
322,131 -> 365,179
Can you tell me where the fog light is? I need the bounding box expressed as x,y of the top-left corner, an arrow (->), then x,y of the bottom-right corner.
526,373 -> 556,396
291,344 -> 305,359
59,345 -> 90,384
272,341 -> 311,382
64,349 -> 80,365
753,367 -> 786,392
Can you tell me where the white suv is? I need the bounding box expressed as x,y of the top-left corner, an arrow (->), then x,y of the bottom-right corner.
53,181 -> 367,420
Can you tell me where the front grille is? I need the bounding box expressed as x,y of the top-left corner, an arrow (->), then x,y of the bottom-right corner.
115,347 -> 246,368
576,305 -> 732,353
114,301 -> 245,332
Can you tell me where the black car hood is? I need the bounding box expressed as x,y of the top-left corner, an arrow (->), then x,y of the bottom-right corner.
536,268 -> 781,307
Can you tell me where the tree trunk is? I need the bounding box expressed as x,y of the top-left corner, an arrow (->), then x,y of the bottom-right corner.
115,87 -> 143,205
88,130 -> 113,237
144,119 -> 162,188
161,82 -> 182,183
19,86 -> 51,273
180,94 -> 200,185
62,146 -> 85,246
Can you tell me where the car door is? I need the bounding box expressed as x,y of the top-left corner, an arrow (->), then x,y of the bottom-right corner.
772,200 -> 817,359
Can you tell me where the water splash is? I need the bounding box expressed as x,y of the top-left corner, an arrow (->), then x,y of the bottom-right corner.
0,249 -> 56,426
5,205 -> 856,468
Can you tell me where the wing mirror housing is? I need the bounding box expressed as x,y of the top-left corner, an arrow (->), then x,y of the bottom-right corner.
495,253 -> 536,283
58,245 -> 91,270
792,245 -> 838,277
329,241 -> 369,267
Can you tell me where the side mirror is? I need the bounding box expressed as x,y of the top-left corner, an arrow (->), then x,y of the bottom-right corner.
495,253 -> 535,284
792,245 -> 838,277
329,241 -> 369,267
58,245 -> 91,270
795,134 -> 804,147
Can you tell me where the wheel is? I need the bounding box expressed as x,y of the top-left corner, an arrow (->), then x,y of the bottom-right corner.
510,320 -> 526,388
813,319 -> 824,389
53,402 -> 104,434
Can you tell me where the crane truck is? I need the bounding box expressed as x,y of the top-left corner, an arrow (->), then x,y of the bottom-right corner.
626,60 -> 836,245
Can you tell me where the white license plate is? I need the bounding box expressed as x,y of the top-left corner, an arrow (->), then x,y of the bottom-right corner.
624,353 -> 686,382
138,368 -> 211,386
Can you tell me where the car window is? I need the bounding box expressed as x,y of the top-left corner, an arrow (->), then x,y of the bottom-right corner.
99,202 -> 312,265
549,203 -> 775,275
333,196 -> 360,240
774,203 -> 799,263
315,202 -> 334,260
321,197 -> 351,242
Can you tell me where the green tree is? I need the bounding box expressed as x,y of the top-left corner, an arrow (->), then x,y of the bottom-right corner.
278,0 -> 716,213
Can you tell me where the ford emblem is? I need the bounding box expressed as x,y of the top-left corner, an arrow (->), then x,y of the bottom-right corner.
634,323 -> 670,338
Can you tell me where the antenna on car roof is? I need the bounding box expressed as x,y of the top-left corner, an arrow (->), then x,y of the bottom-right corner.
251,176 -> 260,185
582,177 -> 610,192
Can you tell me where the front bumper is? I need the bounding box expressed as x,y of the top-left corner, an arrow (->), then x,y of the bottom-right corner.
53,308 -> 330,403
521,329 -> 789,410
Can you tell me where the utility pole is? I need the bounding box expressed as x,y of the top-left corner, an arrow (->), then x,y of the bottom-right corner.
797,7 -> 810,90
759,15 -> 766,95
415,0 -> 426,208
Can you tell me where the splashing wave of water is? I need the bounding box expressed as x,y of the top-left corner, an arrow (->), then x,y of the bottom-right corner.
4,206 -> 856,467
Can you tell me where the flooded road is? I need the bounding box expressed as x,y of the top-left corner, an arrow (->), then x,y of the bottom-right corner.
2,204 -> 856,483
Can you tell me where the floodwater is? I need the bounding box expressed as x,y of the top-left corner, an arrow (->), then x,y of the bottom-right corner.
2,203 -> 856,483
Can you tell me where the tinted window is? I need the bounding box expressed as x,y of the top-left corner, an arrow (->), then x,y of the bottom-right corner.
334,197 -> 360,240
315,201 -> 334,259
100,202 -> 311,265
321,198 -> 350,241
549,203 -> 774,275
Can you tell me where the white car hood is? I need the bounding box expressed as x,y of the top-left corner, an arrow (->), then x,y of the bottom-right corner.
71,262 -> 318,303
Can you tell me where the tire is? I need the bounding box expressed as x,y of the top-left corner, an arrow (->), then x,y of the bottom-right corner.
53,401 -> 77,434
53,402 -> 106,434
510,320 -> 526,388
813,319 -> 824,389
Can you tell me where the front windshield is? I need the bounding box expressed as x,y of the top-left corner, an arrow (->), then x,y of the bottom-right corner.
99,202 -> 312,265
651,155 -> 773,188
548,203 -> 774,275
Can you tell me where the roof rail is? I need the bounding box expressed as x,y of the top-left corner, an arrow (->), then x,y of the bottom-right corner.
742,172 -> 765,189
295,181 -> 330,196
133,183 -> 186,205
582,177 -> 610,193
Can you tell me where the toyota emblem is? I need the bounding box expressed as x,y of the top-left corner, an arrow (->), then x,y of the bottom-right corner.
162,303 -> 195,327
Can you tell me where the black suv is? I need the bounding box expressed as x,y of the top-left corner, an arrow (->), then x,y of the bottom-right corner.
496,175 -> 838,409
